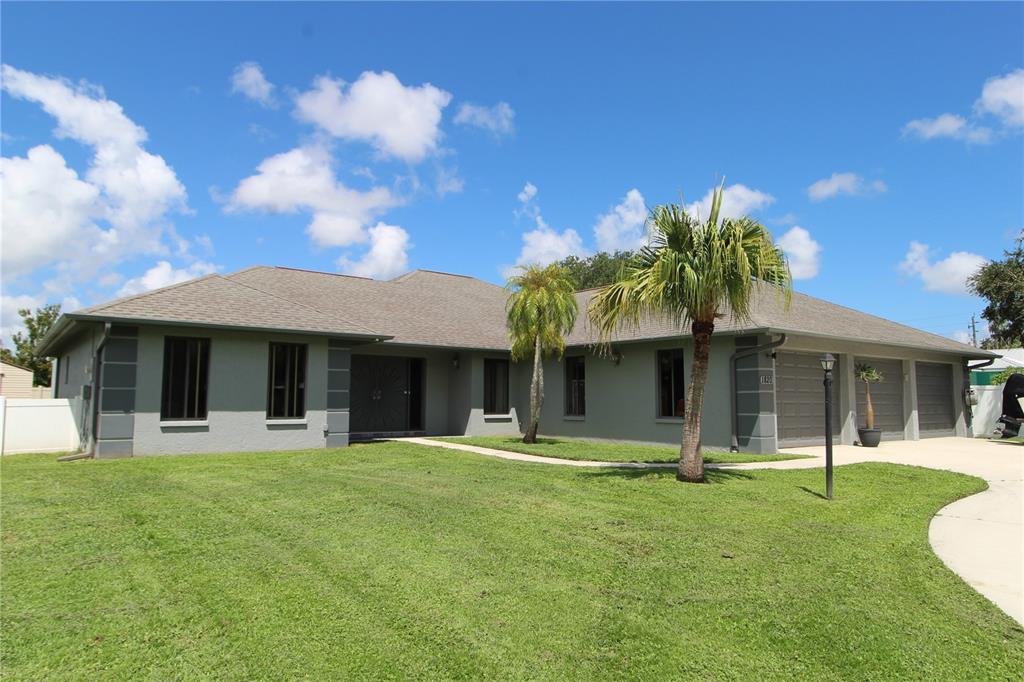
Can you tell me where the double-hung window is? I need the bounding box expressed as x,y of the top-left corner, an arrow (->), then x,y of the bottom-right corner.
564,356 -> 586,416
161,337 -> 210,420
657,349 -> 685,418
483,358 -> 509,415
267,343 -> 307,419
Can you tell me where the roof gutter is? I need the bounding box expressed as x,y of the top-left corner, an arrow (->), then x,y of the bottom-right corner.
59,313 -> 392,343
730,334 -> 786,452
966,358 -> 996,371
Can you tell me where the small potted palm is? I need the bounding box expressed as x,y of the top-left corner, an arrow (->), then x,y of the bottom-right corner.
855,363 -> 883,447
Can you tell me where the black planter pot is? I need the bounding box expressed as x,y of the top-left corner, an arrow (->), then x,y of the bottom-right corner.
858,428 -> 882,448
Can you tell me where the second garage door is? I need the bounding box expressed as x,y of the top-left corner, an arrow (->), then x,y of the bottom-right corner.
854,357 -> 905,441
916,362 -> 956,437
776,352 -> 842,446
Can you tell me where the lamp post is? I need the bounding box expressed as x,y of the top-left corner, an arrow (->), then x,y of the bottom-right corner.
820,353 -> 836,500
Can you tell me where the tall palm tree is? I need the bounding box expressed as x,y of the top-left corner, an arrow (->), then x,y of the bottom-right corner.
506,264 -> 579,444
589,185 -> 791,482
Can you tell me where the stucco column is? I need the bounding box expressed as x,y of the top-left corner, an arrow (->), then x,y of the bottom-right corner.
903,359 -> 920,440
838,353 -> 857,445
952,362 -> 968,437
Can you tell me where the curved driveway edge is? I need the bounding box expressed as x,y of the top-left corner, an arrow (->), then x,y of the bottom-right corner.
400,436 -> 1023,626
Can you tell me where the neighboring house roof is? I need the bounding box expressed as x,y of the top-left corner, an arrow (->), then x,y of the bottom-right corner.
1,359 -> 35,373
39,265 -> 995,359
984,348 -> 1024,370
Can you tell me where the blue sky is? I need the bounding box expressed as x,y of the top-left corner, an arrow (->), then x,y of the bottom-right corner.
2,2 -> 1022,346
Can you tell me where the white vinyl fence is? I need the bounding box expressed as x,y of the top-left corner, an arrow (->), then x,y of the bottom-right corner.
972,385 -> 1023,438
0,397 -> 83,455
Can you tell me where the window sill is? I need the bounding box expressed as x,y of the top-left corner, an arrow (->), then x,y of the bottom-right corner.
160,420 -> 209,428
654,417 -> 684,424
266,419 -> 308,427
483,414 -> 514,422
563,415 -> 585,422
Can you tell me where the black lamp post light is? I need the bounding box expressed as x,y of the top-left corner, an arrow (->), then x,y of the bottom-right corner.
820,353 -> 836,500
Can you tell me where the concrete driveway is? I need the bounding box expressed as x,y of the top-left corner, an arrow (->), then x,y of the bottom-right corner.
774,437 -> 1024,626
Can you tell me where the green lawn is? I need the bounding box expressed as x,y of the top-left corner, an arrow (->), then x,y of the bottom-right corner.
434,435 -> 812,464
2,444 -> 1022,679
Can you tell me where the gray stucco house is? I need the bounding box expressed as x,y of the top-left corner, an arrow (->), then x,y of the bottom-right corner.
39,266 -> 995,458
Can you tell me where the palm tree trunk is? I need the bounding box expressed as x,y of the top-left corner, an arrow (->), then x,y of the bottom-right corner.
523,334 -> 544,443
679,318 -> 714,482
865,381 -> 875,430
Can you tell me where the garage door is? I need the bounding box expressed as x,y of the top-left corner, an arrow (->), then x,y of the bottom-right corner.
776,352 -> 842,446
915,362 -> 955,437
854,357 -> 905,441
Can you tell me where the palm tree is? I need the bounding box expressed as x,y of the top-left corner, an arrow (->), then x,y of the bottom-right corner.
589,185 -> 791,482
506,264 -> 579,444
855,363 -> 883,430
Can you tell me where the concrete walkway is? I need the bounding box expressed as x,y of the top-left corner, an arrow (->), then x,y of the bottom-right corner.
404,436 -> 1023,625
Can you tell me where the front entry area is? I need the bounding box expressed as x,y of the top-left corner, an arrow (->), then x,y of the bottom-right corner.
350,355 -> 425,436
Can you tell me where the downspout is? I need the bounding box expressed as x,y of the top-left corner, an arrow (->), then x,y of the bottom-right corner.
730,334 -> 786,452
87,323 -> 113,458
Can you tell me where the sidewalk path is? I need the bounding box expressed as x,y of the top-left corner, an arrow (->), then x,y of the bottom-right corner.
398,436 -> 1023,626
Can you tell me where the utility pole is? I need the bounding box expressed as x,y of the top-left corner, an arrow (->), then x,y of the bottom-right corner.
970,314 -> 978,347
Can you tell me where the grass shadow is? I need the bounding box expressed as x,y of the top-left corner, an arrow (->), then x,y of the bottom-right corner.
578,466 -> 754,483
798,485 -> 828,500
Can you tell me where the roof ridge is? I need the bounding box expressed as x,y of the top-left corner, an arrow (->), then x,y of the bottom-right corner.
272,265 -> 374,280
79,273 -> 222,315
226,273 -> 381,336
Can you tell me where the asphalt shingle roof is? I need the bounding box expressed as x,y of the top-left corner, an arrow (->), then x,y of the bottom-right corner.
67,273 -> 380,338
46,265 -> 991,358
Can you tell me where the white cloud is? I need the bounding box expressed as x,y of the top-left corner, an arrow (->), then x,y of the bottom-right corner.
231,62 -> 276,108
117,261 -> 218,297
294,71 -> 452,162
1,293 -> 79,346
0,64 -> 188,293
435,166 -> 464,196
515,226 -> 586,269
1,293 -> 42,342
899,241 -> 987,295
593,189 -> 647,252
228,145 -> 397,248
807,172 -> 888,201
903,69 -> 1024,144
951,330 -> 973,345
337,223 -> 411,280
454,101 -> 515,136
509,182 -> 586,269
902,113 -> 992,144
0,145 -> 100,277
685,183 -> 774,221
777,226 -> 822,279
517,182 -> 537,204
975,68 -> 1024,127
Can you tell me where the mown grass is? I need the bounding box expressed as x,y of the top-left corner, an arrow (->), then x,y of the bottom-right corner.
435,435 -> 811,464
2,442 -> 1022,680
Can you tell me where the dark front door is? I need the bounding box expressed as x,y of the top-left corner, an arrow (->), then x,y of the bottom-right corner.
350,355 -> 424,433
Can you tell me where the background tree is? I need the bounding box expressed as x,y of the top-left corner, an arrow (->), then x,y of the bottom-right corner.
506,264 -> 579,443
969,232 -> 1023,348
0,304 -> 62,387
555,251 -> 636,290
589,186 -> 791,482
